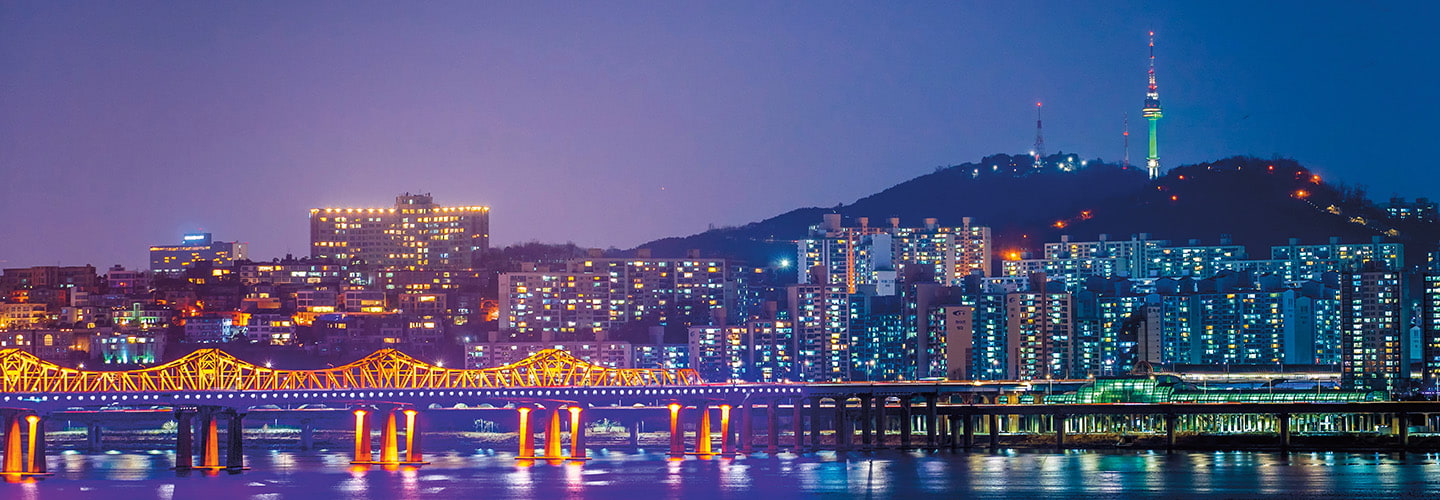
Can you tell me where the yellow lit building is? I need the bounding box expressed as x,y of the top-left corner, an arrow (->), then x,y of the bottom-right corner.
149,233 -> 248,276
309,193 -> 489,269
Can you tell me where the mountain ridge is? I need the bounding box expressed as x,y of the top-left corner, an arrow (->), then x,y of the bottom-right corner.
636,154 -> 1437,268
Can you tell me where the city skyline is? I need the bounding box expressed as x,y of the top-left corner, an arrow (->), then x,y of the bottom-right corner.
4,2 -> 1439,270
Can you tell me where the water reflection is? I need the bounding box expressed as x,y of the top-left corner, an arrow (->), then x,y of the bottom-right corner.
9,448 -> 1440,499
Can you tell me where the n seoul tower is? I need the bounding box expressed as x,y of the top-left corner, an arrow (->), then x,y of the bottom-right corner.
1143,31 -> 1163,180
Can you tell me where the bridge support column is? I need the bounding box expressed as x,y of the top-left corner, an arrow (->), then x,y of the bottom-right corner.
835,399 -> 850,451
26,415 -> 45,474
1164,414 -> 1177,451
226,411 -> 245,470
988,414 -> 1000,450
380,410 -> 400,464
925,394 -> 938,449
947,416 -> 960,450
1399,413 -> 1410,450
1054,414 -> 1067,451
1278,413 -> 1291,452
791,398 -> 804,451
517,407 -> 535,459
765,400 -> 779,454
628,420 -> 640,448
86,422 -> 103,453
719,405 -> 734,456
3,413 -> 22,474
543,406 -> 563,459
668,403 -> 685,457
175,410 -> 194,470
352,409 -> 372,464
568,407 -> 587,460
860,395 -> 873,450
299,419 -> 314,451
875,397 -> 888,448
739,400 -> 754,455
899,397 -> 913,449
201,411 -> 220,468
812,400 -> 823,452
404,410 -> 423,463
695,403 -> 714,456
962,414 -> 974,450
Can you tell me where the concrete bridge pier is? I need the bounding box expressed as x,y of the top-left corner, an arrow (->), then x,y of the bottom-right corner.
1278,413 -> 1291,452
628,420 -> 640,448
404,410 -> 424,463
807,399 -> 821,452
85,422 -> 103,452
542,405 -> 564,460
2,413 -> 20,474
1164,414 -> 1177,451
693,402 -> 715,457
962,414 -> 975,450
174,410 -> 194,470
352,408 -> 374,463
899,397 -> 913,449
299,419 -> 314,451
2,411 -> 48,476
668,403 -> 685,457
924,394 -> 938,449
947,416 -> 960,450
28,415 -> 46,474
988,414 -> 1000,450
859,395 -> 873,450
765,400 -> 779,454
738,400 -> 754,455
224,410 -> 245,470
1054,414 -> 1068,451
834,399 -> 850,451
516,406 -> 536,459
790,398 -> 804,452
718,404 -> 734,456
1399,412 -> 1411,450
566,406 -> 586,461
198,410 -> 220,469
381,409 -> 401,464
869,397 -> 881,449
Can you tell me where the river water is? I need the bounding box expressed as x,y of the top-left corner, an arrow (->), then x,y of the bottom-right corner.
8,447 -> 1440,499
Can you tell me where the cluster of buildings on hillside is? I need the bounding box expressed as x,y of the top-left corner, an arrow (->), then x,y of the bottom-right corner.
497,213 -> 1432,393
3,193 -> 1439,393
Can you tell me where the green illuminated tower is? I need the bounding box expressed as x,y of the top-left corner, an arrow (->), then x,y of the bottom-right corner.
1143,32 -> 1163,180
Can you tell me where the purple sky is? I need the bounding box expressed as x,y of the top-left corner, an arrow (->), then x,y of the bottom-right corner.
3,2 -> 1437,269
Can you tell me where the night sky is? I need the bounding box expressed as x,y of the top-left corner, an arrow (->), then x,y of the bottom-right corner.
2,1 -> 1436,269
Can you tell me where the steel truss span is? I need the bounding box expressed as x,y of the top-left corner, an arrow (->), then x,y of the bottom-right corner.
0,348 -> 702,393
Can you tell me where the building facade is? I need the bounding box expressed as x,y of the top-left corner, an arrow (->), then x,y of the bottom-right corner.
310,193 -> 490,269
150,234 -> 248,275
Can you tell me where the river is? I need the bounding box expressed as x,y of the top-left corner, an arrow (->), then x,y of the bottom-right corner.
8,447 -> 1440,499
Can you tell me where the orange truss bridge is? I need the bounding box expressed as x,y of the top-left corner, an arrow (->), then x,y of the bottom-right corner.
0,348 -> 702,393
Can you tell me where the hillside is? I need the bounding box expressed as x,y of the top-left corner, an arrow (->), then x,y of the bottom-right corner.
637,154 -> 1438,268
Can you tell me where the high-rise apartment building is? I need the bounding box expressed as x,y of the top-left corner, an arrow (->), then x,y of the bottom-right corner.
310,193 -> 489,269
1043,234 -> 1164,278
787,283 -> 851,381
1421,271 -> 1440,388
1272,237 -> 1403,281
1340,265 -> 1403,391
498,256 -> 733,340
798,215 -> 991,294
688,325 -> 747,382
1005,285 -> 1073,380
